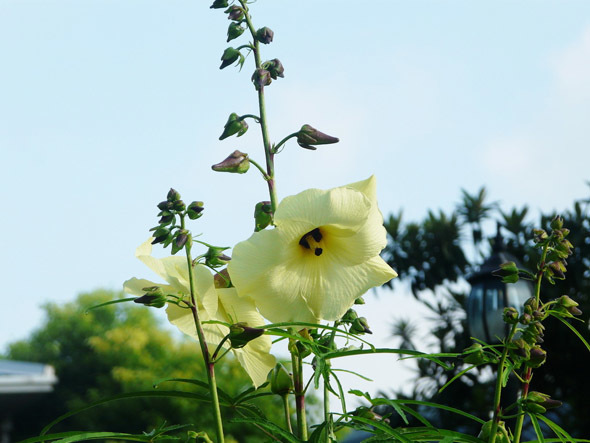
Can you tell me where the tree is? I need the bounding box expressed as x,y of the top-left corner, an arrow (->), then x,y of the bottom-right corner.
4,290 -> 282,442
383,187 -> 590,436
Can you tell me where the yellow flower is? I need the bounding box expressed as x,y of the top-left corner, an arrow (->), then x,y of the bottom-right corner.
123,239 -> 275,387
228,176 -> 397,324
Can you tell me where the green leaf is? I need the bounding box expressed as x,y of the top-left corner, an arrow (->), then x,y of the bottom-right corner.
323,348 -> 455,370
231,417 -> 303,443
529,413 -> 546,443
153,378 -> 234,404
536,414 -> 573,443
348,415 -> 411,442
550,313 -> 590,352
20,431 -> 159,443
40,390 -> 210,436
396,399 -> 486,424
438,364 -> 478,393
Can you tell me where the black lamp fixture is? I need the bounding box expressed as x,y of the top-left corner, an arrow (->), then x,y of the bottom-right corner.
466,225 -> 533,343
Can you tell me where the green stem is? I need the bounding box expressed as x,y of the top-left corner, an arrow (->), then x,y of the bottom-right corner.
282,394 -> 293,434
248,158 -> 270,180
489,323 -> 518,443
323,366 -> 331,443
182,218 -> 225,443
240,113 -> 260,123
290,342 -> 308,440
239,0 -> 279,214
273,132 -> 299,154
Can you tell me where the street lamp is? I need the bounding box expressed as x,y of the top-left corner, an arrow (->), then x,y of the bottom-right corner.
466,226 -> 533,343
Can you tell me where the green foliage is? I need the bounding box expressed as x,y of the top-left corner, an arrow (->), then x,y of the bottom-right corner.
383,187 -> 590,437
4,290 -> 280,442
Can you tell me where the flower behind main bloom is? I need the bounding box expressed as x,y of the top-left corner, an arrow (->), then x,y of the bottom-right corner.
123,239 -> 275,387
228,176 -> 397,324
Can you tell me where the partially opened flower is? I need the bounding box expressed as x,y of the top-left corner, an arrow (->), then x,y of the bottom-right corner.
123,239 -> 275,387
228,176 -> 397,324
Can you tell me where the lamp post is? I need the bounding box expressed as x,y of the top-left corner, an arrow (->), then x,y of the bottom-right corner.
466,225 -> 533,343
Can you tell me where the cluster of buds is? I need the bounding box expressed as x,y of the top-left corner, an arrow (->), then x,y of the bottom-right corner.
251,59 -> 285,91
150,189 -> 204,254
535,216 -> 573,284
506,297 -> 548,369
341,309 -> 372,335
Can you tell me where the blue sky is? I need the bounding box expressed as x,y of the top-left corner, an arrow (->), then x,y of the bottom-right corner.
2,0 -> 590,405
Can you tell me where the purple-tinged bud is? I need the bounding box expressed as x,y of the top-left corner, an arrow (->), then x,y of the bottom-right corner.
219,47 -> 241,70
157,211 -> 175,226
187,201 -> 204,220
350,317 -> 372,334
262,58 -> 284,79
229,322 -> 265,348
134,286 -> 166,308
211,150 -> 250,174
519,313 -> 532,325
157,200 -> 173,211
503,307 -> 519,324
254,201 -> 273,231
227,22 -> 245,42
256,27 -> 274,44
209,0 -> 228,9
225,5 -> 244,21
205,246 -> 231,268
175,229 -> 190,249
213,268 -> 232,289
527,346 -> 547,368
219,113 -> 248,140
251,68 -> 272,90
296,124 -> 339,150
270,363 -> 293,396
167,188 -> 181,202
172,199 -> 185,212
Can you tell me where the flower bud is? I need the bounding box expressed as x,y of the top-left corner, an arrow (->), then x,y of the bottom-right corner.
557,295 -> 582,316
503,307 -> 519,324
189,431 -> 214,443
167,188 -> 181,202
229,322 -> 265,348
462,343 -> 489,365
262,58 -> 284,79
205,246 -> 231,268
187,201 -> 204,220
254,201 -> 273,231
519,313 -> 532,325
214,268 -> 232,289
219,113 -> 249,140
151,227 -> 170,245
350,317 -> 372,334
134,286 -> 166,308
341,309 -> 358,323
256,27 -> 274,44
157,200 -> 173,211
296,124 -> 339,150
211,150 -> 250,174
209,0 -> 228,9
219,47 -> 241,70
225,5 -> 244,21
227,22 -> 245,42
550,215 -> 564,230
175,229 -> 190,249
527,346 -> 547,368
354,296 -> 366,305
158,211 -> 175,226
270,363 -> 293,396
251,68 -> 272,90
172,199 -> 185,212
493,261 -> 519,283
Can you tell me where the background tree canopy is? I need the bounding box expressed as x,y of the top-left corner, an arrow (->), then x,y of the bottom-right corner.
3,290 -> 283,442
383,186 -> 590,437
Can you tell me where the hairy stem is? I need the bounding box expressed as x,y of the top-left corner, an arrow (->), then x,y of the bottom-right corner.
182,218 -> 225,443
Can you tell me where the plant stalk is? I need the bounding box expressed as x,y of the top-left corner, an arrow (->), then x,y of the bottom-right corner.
291,347 -> 308,440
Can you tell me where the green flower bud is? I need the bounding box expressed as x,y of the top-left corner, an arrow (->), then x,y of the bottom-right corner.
219,47 -> 240,69
354,296 -> 366,305
211,150 -> 250,174
219,113 -> 249,140
187,201 -> 204,220
251,68 -> 272,90
157,200 -> 173,211
462,343 -> 493,365
134,286 -> 167,308
352,406 -> 388,424
167,188 -> 181,202
262,58 -> 284,79
256,27 -> 274,44
524,402 -> 547,414
229,322 -> 265,348
254,201 -> 273,231
341,309 -> 358,323
213,268 -> 232,289
227,22 -> 245,42
519,313 -> 532,325
503,307 -> 519,324
296,124 -> 340,150
209,0 -> 228,9
225,5 -> 244,21
172,199 -> 185,212
205,246 -> 231,268
190,431 -> 214,443
270,363 -> 293,396
350,317 -> 372,334
550,215 -> 564,230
